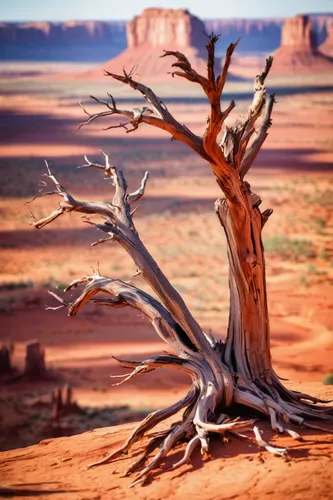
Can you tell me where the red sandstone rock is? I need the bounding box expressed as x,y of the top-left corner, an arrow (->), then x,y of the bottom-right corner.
280,15 -> 312,49
1,384 -> 333,500
272,15 -> 333,74
92,9 -> 219,82
127,8 -> 207,50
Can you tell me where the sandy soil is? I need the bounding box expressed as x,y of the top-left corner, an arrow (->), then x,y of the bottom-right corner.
1,385 -> 333,500
0,56 -> 333,498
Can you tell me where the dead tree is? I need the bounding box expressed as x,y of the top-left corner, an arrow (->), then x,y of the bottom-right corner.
32,35 -> 332,486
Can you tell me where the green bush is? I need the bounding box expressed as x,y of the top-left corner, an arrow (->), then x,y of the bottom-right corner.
322,374 -> 333,385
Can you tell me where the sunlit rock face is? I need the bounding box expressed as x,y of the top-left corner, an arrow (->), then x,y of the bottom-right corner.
280,15 -> 313,49
127,8 -> 207,50
95,8 -> 222,82
272,14 -> 333,74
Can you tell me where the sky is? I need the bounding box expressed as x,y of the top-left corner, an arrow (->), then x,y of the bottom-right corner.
1,0 -> 333,22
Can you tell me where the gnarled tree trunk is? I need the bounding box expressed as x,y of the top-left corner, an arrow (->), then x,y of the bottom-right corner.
216,193 -> 272,382
31,35 -> 332,487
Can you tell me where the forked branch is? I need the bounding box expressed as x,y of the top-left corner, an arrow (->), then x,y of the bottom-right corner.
32,155 -> 215,356
50,273 -> 200,358
162,34 -> 239,167
79,70 -> 210,162
78,34 -> 275,193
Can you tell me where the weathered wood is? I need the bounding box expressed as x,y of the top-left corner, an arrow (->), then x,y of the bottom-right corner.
31,34 -> 332,484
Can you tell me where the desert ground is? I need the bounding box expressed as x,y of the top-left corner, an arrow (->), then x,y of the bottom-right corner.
0,56 -> 333,497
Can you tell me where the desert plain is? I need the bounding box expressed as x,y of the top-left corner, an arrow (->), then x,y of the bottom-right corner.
0,55 -> 333,498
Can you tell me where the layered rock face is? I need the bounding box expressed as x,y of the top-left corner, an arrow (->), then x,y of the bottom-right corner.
272,15 -> 333,73
281,15 -> 313,49
100,8 -> 215,81
127,8 -> 207,50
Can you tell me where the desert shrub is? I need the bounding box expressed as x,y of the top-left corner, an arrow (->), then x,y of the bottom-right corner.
322,374 -> 333,385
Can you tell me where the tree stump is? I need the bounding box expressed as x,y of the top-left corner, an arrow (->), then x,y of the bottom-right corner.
24,341 -> 46,377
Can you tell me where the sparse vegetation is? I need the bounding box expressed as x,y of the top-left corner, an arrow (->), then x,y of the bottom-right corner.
264,236 -> 316,260
323,374 -> 333,385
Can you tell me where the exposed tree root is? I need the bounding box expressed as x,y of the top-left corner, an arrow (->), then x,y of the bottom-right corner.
83,354 -> 332,483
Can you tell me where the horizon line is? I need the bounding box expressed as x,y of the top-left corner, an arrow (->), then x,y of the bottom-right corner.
2,11 -> 333,24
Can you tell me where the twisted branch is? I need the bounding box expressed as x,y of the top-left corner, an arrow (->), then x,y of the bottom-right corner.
162,35 -> 239,168
32,155 -> 220,359
79,70 -> 210,162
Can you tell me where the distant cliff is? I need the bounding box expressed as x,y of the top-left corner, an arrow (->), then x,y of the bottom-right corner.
127,8 -> 207,50
91,9 -> 217,81
0,21 -> 126,62
205,14 -> 332,53
271,14 -> 333,73
205,18 -> 283,53
0,14 -> 332,62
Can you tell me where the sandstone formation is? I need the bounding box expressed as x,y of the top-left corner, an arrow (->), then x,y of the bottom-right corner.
98,8 -> 213,81
1,15 -> 333,62
272,15 -> 333,74
319,23 -> 333,56
127,8 -> 207,49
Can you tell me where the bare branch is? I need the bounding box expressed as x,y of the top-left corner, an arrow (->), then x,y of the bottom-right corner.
206,33 -> 220,85
240,93 -> 275,178
91,236 -> 115,247
47,273 -> 200,357
163,35 -> 239,169
216,40 -> 239,95
33,156 -> 133,232
127,171 -> 149,204
161,50 -> 209,87
223,56 -> 274,176
32,156 -> 225,364
85,69 -> 211,162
